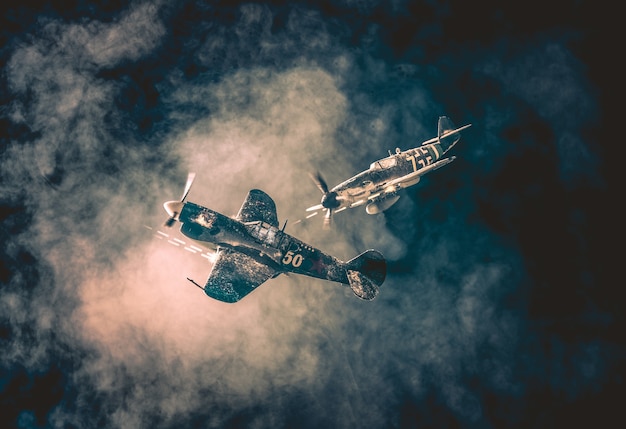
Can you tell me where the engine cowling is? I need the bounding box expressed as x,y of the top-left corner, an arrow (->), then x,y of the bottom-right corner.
366,194 -> 401,214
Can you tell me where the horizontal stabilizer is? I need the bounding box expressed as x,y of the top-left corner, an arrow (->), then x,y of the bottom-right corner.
439,123 -> 472,140
346,249 -> 386,286
421,116 -> 471,146
347,270 -> 379,300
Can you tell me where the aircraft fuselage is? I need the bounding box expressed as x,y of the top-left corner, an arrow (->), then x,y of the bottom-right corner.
178,202 -> 351,284
305,116 -> 470,225
333,139 -> 449,203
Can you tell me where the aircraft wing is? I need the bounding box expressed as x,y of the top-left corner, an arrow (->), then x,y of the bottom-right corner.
235,189 -> 279,227
203,248 -> 278,303
377,157 -> 456,194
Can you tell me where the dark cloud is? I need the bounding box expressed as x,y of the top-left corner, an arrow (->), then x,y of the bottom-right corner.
1,1 -> 620,428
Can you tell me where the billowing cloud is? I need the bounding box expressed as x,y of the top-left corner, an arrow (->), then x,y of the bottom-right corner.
0,2 -> 614,428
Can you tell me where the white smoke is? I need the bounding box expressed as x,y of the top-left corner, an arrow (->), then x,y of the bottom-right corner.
1,2 -> 608,428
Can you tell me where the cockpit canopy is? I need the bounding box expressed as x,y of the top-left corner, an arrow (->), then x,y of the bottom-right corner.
245,221 -> 282,246
369,156 -> 397,170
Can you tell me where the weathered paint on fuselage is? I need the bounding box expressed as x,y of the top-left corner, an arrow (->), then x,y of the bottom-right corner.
332,141 -> 446,202
178,202 -> 351,284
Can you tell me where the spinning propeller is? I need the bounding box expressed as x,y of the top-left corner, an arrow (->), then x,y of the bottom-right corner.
307,171 -> 342,229
163,172 -> 196,227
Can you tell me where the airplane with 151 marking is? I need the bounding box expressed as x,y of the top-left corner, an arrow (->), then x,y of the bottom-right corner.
163,174 -> 386,303
306,116 -> 471,228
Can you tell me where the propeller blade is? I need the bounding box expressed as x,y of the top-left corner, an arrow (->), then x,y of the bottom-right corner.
181,172 -> 196,202
163,173 -> 195,227
323,208 -> 332,229
309,171 -> 329,194
306,204 -> 324,212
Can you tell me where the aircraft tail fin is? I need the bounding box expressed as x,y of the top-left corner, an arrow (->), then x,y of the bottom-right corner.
420,116 -> 471,147
345,249 -> 386,300
438,116 -> 457,138
435,116 -> 471,152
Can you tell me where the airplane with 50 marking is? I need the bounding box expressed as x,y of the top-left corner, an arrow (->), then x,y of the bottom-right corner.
306,116 -> 471,228
163,174 -> 387,303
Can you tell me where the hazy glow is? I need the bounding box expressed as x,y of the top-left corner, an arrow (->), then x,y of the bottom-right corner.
0,2 -> 608,428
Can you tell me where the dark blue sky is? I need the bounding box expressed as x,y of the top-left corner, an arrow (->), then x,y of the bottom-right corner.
1,1 -> 621,428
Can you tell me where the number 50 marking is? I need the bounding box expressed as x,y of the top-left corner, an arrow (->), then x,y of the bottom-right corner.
282,251 -> 303,267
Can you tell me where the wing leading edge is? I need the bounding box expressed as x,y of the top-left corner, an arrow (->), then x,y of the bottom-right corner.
203,248 -> 278,303
236,189 -> 279,227
382,156 -> 456,191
